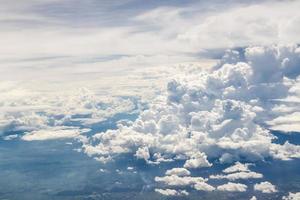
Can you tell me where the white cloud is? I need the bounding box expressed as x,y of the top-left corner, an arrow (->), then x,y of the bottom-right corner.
3,38 -> 300,195
165,168 -> 191,177
194,182 -> 215,191
223,162 -> 252,173
21,127 -> 90,141
155,173 -> 215,193
282,192 -> 300,200
2,1 -> 300,196
3,134 -> 18,140
135,146 -> 150,161
270,142 -> 300,160
82,45 -> 300,168
78,44 -> 300,195
0,63 -> 184,140
178,1 -> 300,49
184,152 -> 212,169
2,1 -> 300,82
267,112 -> 300,133
217,182 -> 247,192
254,181 -> 278,193
155,188 -> 188,196
0,84 -> 139,136
210,171 -> 263,181
155,175 -> 205,187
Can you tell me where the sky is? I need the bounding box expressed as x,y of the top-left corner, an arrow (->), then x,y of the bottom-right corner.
1,0 -> 300,81
1,0 -> 300,200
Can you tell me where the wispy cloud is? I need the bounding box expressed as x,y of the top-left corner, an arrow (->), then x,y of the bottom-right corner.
2,0 -> 298,79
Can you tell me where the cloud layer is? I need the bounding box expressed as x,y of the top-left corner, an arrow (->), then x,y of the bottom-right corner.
1,0 -> 300,82
80,44 -> 300,196
82,44 -> 300,163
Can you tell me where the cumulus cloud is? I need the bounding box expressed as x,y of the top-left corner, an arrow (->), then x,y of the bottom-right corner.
0,86 -> 137,137
254,181 -> 278,193
210,171 -> 263,181
135,146 -> 150,161
154,175 -> 205,187
183,152 -> 212,169
165,168 -> 191,177
267,112 -> 300,133
223,162 -> 253,173
77,44 -> 300,195
194,182 -> 215,191
155,188 -> 188,196
2,1 -> 300,197
210,162 -> 262,181
83,45 -> 300,170
155,173 -> 215,193
77,46 -> 300,200
282,192 -> 300,200
217,182 -> 247,192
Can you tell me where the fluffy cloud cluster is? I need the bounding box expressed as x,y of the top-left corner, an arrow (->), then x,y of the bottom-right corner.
222,162 -> 252,173
154,188 -> 188,196
82,45 -> 300,163
0,85 -> 137,140
254,181 -> 278,193
207,161 -> 264,193
209,162 -> 263,181
154,167 -> 215,194
210,171 -> 263,181
155,174 -> 206,187
216,182 -> 247,192
165,168 -> 191,177
81,45 -> 300,195
282,192 -> 300,200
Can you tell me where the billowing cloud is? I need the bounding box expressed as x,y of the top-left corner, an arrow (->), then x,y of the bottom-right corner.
0,62 -> 183,141
154,175 -> 206,187
154,173 -> 215,192
135,146 -> 150,161
82,45 -> 300,167
267,112 -> 300,133
223,162 -> 253,173
165,168 -> 191,177
194,182 -> 215,192
217,182 -> 247,192
2,0 -> 300,198
154,188 -> 188,196
0,85 -> 137,137
183,152 -> 212,169
254,181 -> 278,193
210,171 -> 263,181
210,162 -> 262,181
79,44 -> 300,195
282,192 -> 300,200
